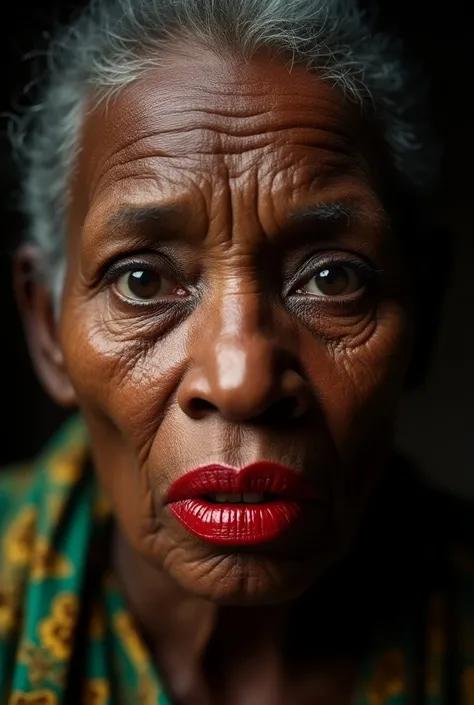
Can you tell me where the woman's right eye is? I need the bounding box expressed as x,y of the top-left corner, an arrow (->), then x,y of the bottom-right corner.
115,268 -> 186,302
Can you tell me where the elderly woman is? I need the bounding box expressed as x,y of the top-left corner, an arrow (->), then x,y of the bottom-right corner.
0,0 -> 471,703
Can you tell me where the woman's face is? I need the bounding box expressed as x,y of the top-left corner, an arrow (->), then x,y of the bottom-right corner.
26,47 -> 413,604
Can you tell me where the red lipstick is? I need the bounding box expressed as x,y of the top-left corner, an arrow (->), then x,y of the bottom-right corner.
165,462 -> 318,546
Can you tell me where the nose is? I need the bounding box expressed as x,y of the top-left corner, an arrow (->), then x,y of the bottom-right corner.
177,304 -> 312,423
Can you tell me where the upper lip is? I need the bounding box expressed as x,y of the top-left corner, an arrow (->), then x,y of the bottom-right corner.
164,462 -> 319,503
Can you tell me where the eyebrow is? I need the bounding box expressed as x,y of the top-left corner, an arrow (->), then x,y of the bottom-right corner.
103,200 -> 362,250
108,202 -> 356,227
290,202 -> 358,225
106,204 -> 186,231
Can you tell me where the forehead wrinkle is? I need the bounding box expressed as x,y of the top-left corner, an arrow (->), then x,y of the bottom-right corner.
77,86 -> 377,255
83,87 -> 363,205
86,79 -> 359,173
94,128 -> 356,175
91,141 -> 359,213
88,140 -> 170,201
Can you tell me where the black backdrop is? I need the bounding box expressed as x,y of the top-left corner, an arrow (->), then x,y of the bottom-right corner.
0,0 -> 472,467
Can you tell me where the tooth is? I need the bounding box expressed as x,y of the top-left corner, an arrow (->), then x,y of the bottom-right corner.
215,493 -> 229,503
211,493 -> 254,503
243,493 -> 263,503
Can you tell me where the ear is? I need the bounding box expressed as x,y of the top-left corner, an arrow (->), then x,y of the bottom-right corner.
14,244 -> 77,407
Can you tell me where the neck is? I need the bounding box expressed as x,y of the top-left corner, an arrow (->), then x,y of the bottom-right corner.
111,523 -> 308,697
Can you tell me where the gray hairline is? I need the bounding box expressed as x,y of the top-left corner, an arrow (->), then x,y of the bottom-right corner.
9,0 -> 438,309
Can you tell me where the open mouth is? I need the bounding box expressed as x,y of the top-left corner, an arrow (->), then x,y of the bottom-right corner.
205,493 -> 277,503
165,463 -> 319,546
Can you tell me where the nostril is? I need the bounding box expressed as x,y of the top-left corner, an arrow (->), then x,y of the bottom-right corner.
261,397 -> 302,424
189,398 -> 217,417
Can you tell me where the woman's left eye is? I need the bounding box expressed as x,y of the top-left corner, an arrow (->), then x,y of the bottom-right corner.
115,268 -> 183,301
299,264 -> 365,298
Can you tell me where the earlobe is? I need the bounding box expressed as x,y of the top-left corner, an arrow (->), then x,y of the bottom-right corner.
13,244 -> 77,408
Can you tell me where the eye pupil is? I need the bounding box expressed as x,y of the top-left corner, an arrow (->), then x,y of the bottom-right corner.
127,270 -> 161,299
315,266 -> 350,296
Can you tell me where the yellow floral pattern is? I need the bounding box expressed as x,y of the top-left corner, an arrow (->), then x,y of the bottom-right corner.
31,539 -> 72,581
50,594 -> 79,625
49,457 -> 82,485
82,679 -> 110,705
18,641 -> 66,689
38,594 -> 79,661
114,611 -> 149,666
38,619 -> 74,662
4,507 -> 37,566
136,672 -> 160,705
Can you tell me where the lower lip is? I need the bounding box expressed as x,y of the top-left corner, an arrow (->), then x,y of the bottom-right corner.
169,498 -> 305,546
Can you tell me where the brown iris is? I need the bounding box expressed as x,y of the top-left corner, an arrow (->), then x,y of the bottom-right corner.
116,269 -> 164,300
303,265 -> 362,297
128,270 -> 161,299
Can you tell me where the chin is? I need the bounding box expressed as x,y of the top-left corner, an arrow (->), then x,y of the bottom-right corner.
160,548 -> 337,605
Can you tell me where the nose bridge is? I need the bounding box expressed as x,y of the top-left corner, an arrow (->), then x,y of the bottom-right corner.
207,289 -> 278,391
180,285 -> 298,422
220,284 -> 268,334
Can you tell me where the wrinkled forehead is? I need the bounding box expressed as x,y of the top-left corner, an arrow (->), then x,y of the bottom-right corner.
69,47 -> 384,244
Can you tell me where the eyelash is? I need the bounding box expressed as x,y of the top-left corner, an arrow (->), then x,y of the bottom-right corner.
101,255 -> 177,286
289,253 -> 379,293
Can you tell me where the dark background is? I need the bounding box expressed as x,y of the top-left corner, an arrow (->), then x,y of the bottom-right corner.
0,0 -> 472,492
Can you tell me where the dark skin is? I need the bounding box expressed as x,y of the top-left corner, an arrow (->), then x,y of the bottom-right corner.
16,44 -> 414,703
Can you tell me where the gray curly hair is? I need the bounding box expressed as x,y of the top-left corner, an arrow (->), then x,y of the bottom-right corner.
10,0 -> 436,298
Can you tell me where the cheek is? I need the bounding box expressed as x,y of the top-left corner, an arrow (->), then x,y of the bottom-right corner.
60,302 -> 188,443
58,302 -> 189,536
298,305 -> 412,545
304,301 -> 413,456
